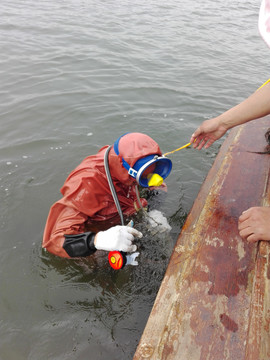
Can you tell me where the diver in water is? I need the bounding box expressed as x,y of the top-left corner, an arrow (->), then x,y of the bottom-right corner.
190,0 -> 270,243
42,132 -> 172,259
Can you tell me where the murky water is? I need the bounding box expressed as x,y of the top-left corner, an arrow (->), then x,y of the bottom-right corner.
0,0 -> 268,359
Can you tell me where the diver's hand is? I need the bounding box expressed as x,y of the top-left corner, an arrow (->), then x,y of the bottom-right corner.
94,225 -> 143,252
190,118 -> 228,150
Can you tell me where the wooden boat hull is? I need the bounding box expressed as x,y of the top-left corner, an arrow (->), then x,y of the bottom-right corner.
133,116 -> 270,360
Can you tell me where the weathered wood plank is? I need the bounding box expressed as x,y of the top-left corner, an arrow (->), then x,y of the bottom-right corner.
133,116 -> 270,360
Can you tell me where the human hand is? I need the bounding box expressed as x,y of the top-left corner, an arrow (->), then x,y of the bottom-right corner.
238,206 -> 270,242
190,118 -> 228,150
94,225 -> 143,252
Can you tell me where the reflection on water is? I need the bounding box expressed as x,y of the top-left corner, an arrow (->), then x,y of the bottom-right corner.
0,0 -> 268,358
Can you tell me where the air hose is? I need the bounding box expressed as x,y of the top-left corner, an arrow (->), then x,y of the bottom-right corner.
104,145 -> 125,226
104,146 -> 128,269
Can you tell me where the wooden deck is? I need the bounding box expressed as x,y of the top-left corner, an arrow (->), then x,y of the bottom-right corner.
133,116 -> 270,360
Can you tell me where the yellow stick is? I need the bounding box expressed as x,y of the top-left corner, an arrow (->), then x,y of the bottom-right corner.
163,142 -> 191,156
257,78 -> 270,91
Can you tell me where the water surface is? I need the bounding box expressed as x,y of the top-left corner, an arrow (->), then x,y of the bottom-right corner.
0,0 -> 268,359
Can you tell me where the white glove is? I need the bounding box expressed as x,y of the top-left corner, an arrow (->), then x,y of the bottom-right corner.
95,225 -> 143,252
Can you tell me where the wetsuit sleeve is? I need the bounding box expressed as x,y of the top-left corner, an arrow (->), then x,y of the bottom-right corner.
43,202 -> 96,258
63,232 -> 97,257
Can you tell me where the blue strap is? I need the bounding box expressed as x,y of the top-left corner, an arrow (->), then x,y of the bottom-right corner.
121,157 -> 137,178
113,133 -> 130,155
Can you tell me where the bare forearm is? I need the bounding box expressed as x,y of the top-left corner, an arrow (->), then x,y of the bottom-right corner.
219,82 -> 270,131
190,82 -> 270,149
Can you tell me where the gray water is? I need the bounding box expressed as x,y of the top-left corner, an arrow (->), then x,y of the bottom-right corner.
0,0 -> 268,359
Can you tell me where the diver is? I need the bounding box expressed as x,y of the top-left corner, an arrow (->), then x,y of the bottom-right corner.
42,132 -> 172,262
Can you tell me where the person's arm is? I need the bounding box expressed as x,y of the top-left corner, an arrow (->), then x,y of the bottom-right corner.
190,82 -> 270,150
43,202 -> 142,258
42,202 -> 92,258
63,225 -> 143,257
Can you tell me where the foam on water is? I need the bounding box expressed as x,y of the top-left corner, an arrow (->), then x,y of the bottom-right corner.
146,209 -> 172,233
